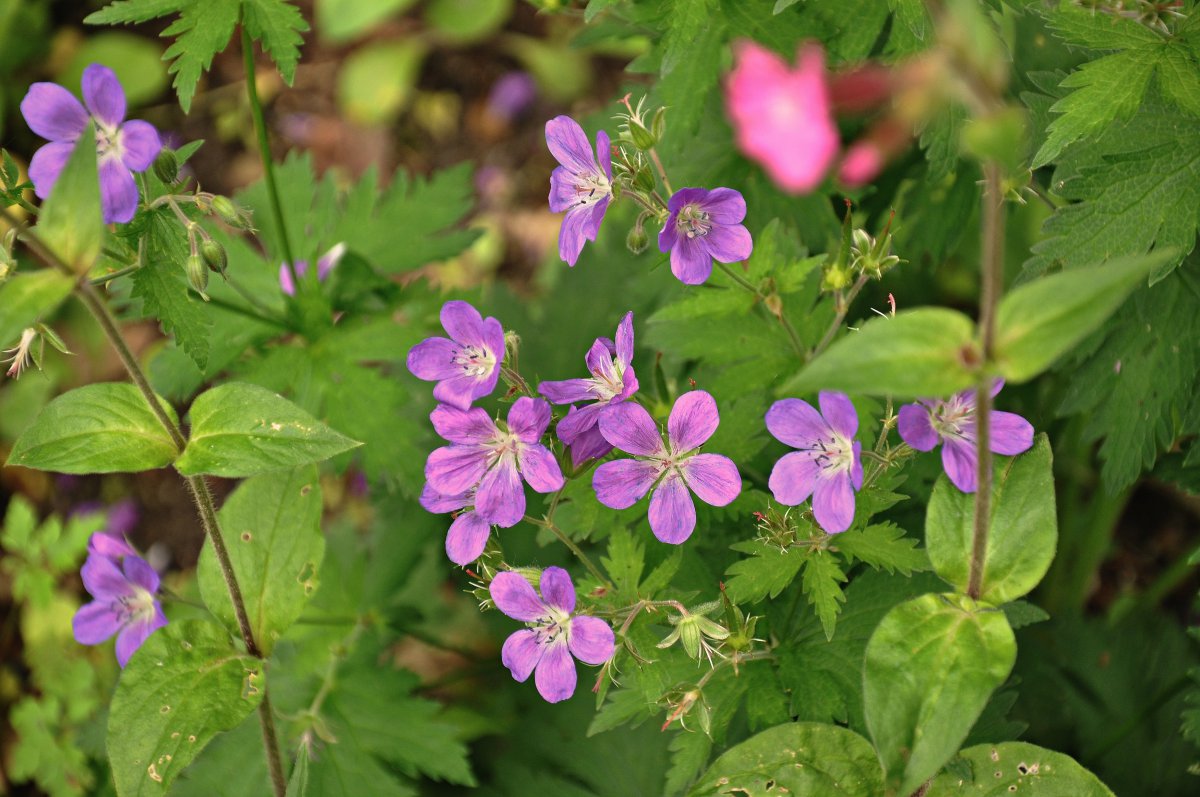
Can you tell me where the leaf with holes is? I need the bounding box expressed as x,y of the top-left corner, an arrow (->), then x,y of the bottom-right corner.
925,742 -> 1115,796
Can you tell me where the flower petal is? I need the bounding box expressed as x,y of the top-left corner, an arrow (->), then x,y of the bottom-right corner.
475,454 -> 525,527
508,397 -> 552,442
420,484 -> 470,514
81,553 -> 133,599
73,601 -> 119,644
851,440 -> 863,490
598,402 -> 666,457
765,398 -> 828,449
501,629 -> 542,682
545,115 -> 596,175
559,205 -> 590,266
82,64 -> 126,128
534,639 -> 577,703
98,157 -> 138,224
549,165 -> 577,213
539,377 -> 594,405
593,458 -> 659,509
615,311 -> 635,365
681,453 -> 741,507
409,337 -> 466,381
584,338 -> 616,383
668,390 -> 720,453
28,142 -> 76,200
490,572 -> 547,622
440,300 -> 488,348
942,437 -> 978,493
432,373 -> 483,411
819,391 -> 858,438
430,404 -> 496,444
702,223 -> 753,264
568,425 -> 613,467
989,411 -> 1034,456
445,511 -> 491,566
115,605 -> 167,668
556,402 -> 604,445
424,445 -> 489,495
88,531 -> 136,560
518,443 -> 564,493
123,555 -> 159,593
539,566 -> 576,613
768,451 -> 819,506
595,128 -> 613,182
812,472 -> 856,534
648,472 -> 697,544
568,616 -> 615,665
669,235 -> 714,285
699,187 -> 747,224
21,82 -> 88,141
316,243 -> 347,280
896,403 -> 938,451
117,119 -> 160,172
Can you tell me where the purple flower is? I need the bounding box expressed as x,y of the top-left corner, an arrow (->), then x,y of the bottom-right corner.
593,390 -> 742,544
487,72 -> 537,122
420,484 -> 497,566
490,567 -> 615,703
407,301 -> 506,411
657,187 -> 753,285
424,398 -> 564,527
21,63 -> 162,224
72,552 -> 167,667
73,499 -> 139,559
897,379 -> 1034,493
546,115 -> 613,267
279,243 -> 347,295
766,392 -> 863,534
539,311 -> 639,467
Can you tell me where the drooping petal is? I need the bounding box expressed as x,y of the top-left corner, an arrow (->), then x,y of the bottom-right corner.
595,128 -> 613,182
82,64 -> 126,128
518,444 -> 564,493
701,223 -> 753,264
445,511 -> 491,566
81,554 -> 134,599
598,402 -> 666,457
21,82 -> 88,142
98,158 -> 138,224
568,425 -> 613,467
765,398 -> 829,449
115,605 -> 166,668
568,615 -> 615,665
501,629 -> 542,682
539,377 -> 594,405
989,411 -> 1034,456
545,115 -> 597,175
768,451 -> 820,506
419,483 -> 470,514
432,373 -> 483,412
424,445 -> 489,495
698,187 -> 747,224
28,142 -> 77,199
72,601 -> 119,644
508,397 -> 553,442
942,437 -> 978,493
819,391 -> 858,439
559,204 -> 590,266
669,235 -> 714,285
490,572 -> 547,622
812,471 -> 856,534
440,300 -> 488,348
535,639 -> 577,703
123,555 -> 160,594
615,311 -> 634,365
430,404 -> 496,444
681,453 -> 741,507
668,390 -> 720,454
896,403 -> 938,451
647,472 -> 697,545
592,458 -> 659,509
475,454 -> 525,527
538,566 -> 576,613
116,119 -> 160,171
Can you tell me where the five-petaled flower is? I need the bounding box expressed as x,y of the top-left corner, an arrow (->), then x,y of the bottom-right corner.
72,552 -> 167,667
420,484 -> 496,566
407,300 -> 506,411
490,567 -> 615,703
593,390 -> 742,544
21,63 -> 162,224
424,398 -> 564,527
539,311 -> 639,467
546,115 -> 612,266
897,379 -> 1034,493
766,392 -> 862,534
279,243 -> 347,295
658,188 -> 753,285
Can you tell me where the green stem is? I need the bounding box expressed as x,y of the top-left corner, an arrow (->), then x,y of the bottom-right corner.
89,263 -> 141,286
648,147 -> 674,195
714,261 -> 805,358
809,274 -> 869,362
525,514 -> 610,586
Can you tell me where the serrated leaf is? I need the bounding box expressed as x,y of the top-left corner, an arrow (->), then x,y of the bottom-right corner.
601,528 -> 645,602
1001,600 -> 1050,630
1045,4 -> 1161,50
85,0 -> 187,25
657,0 -> 723,136
665,730 -> 712,796
835,522 -> 929,576
36,122 -> 103,269
134,210 -> 212,369
801,550 -> 846,641
242,0 -> 308,84
160,0 -> 241,112
723,540 -> 805,605
0,270 -> 74,347
925,742 -> 1115,796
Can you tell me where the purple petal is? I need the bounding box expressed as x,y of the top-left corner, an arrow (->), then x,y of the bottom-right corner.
568,425 -> 613,467
82,64 -> 126,129
768,451 -> 820,506
681,454 -> 741,507
501,629 -> 542,682
408,336 -> 463,381
98,158 -> 137,224
446,511 -> 491,566
549,165 -> 578,213
667,187 -> 710,214
440,301 -> 488,348
431,404 -> 496,444
648,472 -> 697,545
81,554 -> 133,599
897,403 -> 938,451
21,82 -> 88,141
598,402 -> 666,457
851,441 -> 863,490
942,438 -> 978,493
615,311 -> 634,366
534,639 -> 577,703
818,391 -> 858,438
703,223 -> 753,264
669,235 -> 714,285
425,445 -> 489,495
989,411 -> 1034,456
658,213 -> 679,253
698,187 -> 747,224
420,484 -> 470,514
115,606 -> 166,668
595,129 -> 613,182
557,401 -> 605,445
105,500 -> 139,537
539,377 -> 594,405
476,455 -> 525,527
989,377 -> 1006,398
28,142 -> 76,199
559,205 -> 590,266
117,120 -> 160,172
88,532 -> 136,559
592,459 -> 659,509
518,444 -> 564,493
765,398 -> 828,449
432,374 -> 485,412
73,601 -> 119,644
812,472 -> 856,534
508,397 -> 552,442
316,243 -> 347,280
584,338 -> 615,382
538,566 -> 576,613
123,555 -> 159,593
491,571 -> 547,621
545,115 -> 596,175
569,616 -> 615,665
668,390 -> 720,454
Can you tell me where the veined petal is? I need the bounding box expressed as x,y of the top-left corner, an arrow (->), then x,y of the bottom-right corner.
658,212 -> 679,253
681,453 -> 741,507
648,473 -> 697,544
475,454 -> 525,527
82,64 -> 126,128
72,601 -> 119,644
431,404 -> 496,444
539,566 -> 576,613
123,555 -> 159,593
942,437 -> 978,493
425,445 -> 489,495
557,402 -> 604,445
595,128 -> 613,182
592,458 -> 659,509
501,629 -> 542,682
28,142 -> 77,199
539,377 -> 594,405
569,616 -> 615,665
615,311 -> 635,366
409,337 -> 465,382
819,391 -> 858,438
598,402 -> 666,457
491,571 -> 547,621
568,425 -> 613,467
668,390 -> 720,454
519,443 -> 564,493
851,440 -> 863,490
765,398 -> 828,449
584,338 -> 616,382
667,187 -> 710,214
702,223 -> 753,264
445,511 -> 491,566
420,483 -> 470,514
88,531 -> 136,560
98,158 -> 137,224
669,235 -> 714,285
545,115 -> 597,174
549,165 -> 578,212
440,300 -> 489,349
989,411 -> 1034,456
432,373 -> 483,412
897,403 -> 938,451
559,204 -> 590,266
117,119 -> 160,171
534,639 -> 577,703
768,450 -> 820,506
508,397 -> 552,442
812,471 -> 856,534
21,82 -> 88,141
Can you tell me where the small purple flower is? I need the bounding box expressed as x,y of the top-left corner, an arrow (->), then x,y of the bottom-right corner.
72,552 -> 167,667
21,63 -> 162,224
539,311 -> 639,467
658,187 -> 753,285
593,390 -> 741,544
487,72 -> 537,122
424,398 -> 564,527
897,379 -> 1034,493
73,499 -> 139,559
490,567 -> 615,703
279,243 -> 347,295
766,392 -> 863,534
407,301 -> 507,411
546,115 -> 613,267
420,484 -> 497,566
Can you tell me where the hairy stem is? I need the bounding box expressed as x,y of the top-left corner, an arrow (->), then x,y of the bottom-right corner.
524,514 -> 610,585
648,148 -> 674,196
810,274 -> 869,362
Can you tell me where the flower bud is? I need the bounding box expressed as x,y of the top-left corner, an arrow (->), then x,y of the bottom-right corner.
627,119 -> 658,151
153,149 -> 179,183
186,254 -> 209,299
626,223 -> 649,255
633,163 -> 656,194
209,196 -> 248,229
764,293 -> 783,318
822,264 -> 853,291
199,239 -> 228,275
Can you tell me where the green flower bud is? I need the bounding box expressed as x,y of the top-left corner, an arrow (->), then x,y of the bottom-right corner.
633,163 -> 656,194
626,223 -> 649,255
199,239 -> 228,274
627,119 -> 658,151
209,196 -> 248,229
186,254 -> 209,299
153,149 -> 179,183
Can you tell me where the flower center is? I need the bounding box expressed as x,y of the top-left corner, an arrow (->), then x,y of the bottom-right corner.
930,397 -> 973,442
112,586 -> 156,626
94,124 -> 121,161
588,358 -> 625,402
676,204 -> 712,239
451,344 -> 495,378
801,432 -> 855,477
571,172 -> 611,209
532,607 -> 572,646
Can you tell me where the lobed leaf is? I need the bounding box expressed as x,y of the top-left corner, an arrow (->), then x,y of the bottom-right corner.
241,0 -> 308,85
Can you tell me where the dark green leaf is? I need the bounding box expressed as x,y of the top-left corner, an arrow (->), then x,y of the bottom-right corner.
834,522 -> 929,576
801,550 -> 846,642
241,0 -> 308,84
723,540 -> 805,605
161,0 -> 241,112
133,210 -> 212,369
86,0 -> 187,25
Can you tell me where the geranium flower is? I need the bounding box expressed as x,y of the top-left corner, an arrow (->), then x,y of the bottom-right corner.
546,115 -> 612,266
72,552 -> 167,667
407,301 -> 506,411
279,243 -> 347,295
897,380 -> 1034,493
423,398 -> 564,527
490,567 -> 615,703
539,311 -> 638,466
21,63 -> 161,224
593,390 -> 741,544
766,392 -> 863,534
725,41 -> 838,195
419,484 -> 496,566
657,188 -> 753,285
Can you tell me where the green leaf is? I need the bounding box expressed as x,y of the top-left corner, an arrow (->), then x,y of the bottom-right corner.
36,121 -> 103,270
994,251 -> 1171,382
1046,4 -> 1161,50
925,434 -> 1057,604
86,0 -> 187,25
657,0 -> 724,136
723,540 -> 805,605
176,382 -> 360,477
0,270 -> 74,347
285,746 -> 309,797
7,383 -> 179,473
241,0 -> 308,84
601,528 -> 645,604
688,722 -> 883,796
801,550 -> 846,642
336,40 -> 426,125
863,593 -> 1016,797
1001,600 -> 1050,630
924,742 -> 1115,796
834,522 -> 929,576
106,621 -> 264,796
133,210 -> 212,369
780,308 -> 978,399
196,467 -> 324,656
161,0 -> 240,112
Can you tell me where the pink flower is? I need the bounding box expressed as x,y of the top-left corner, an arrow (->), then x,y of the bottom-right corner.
725,41 -> 839,195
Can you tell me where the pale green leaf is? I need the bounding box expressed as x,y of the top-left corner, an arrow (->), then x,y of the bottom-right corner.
925,742 -> 1115,796
36,122 -> 103,270
0,270 -> 74,347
